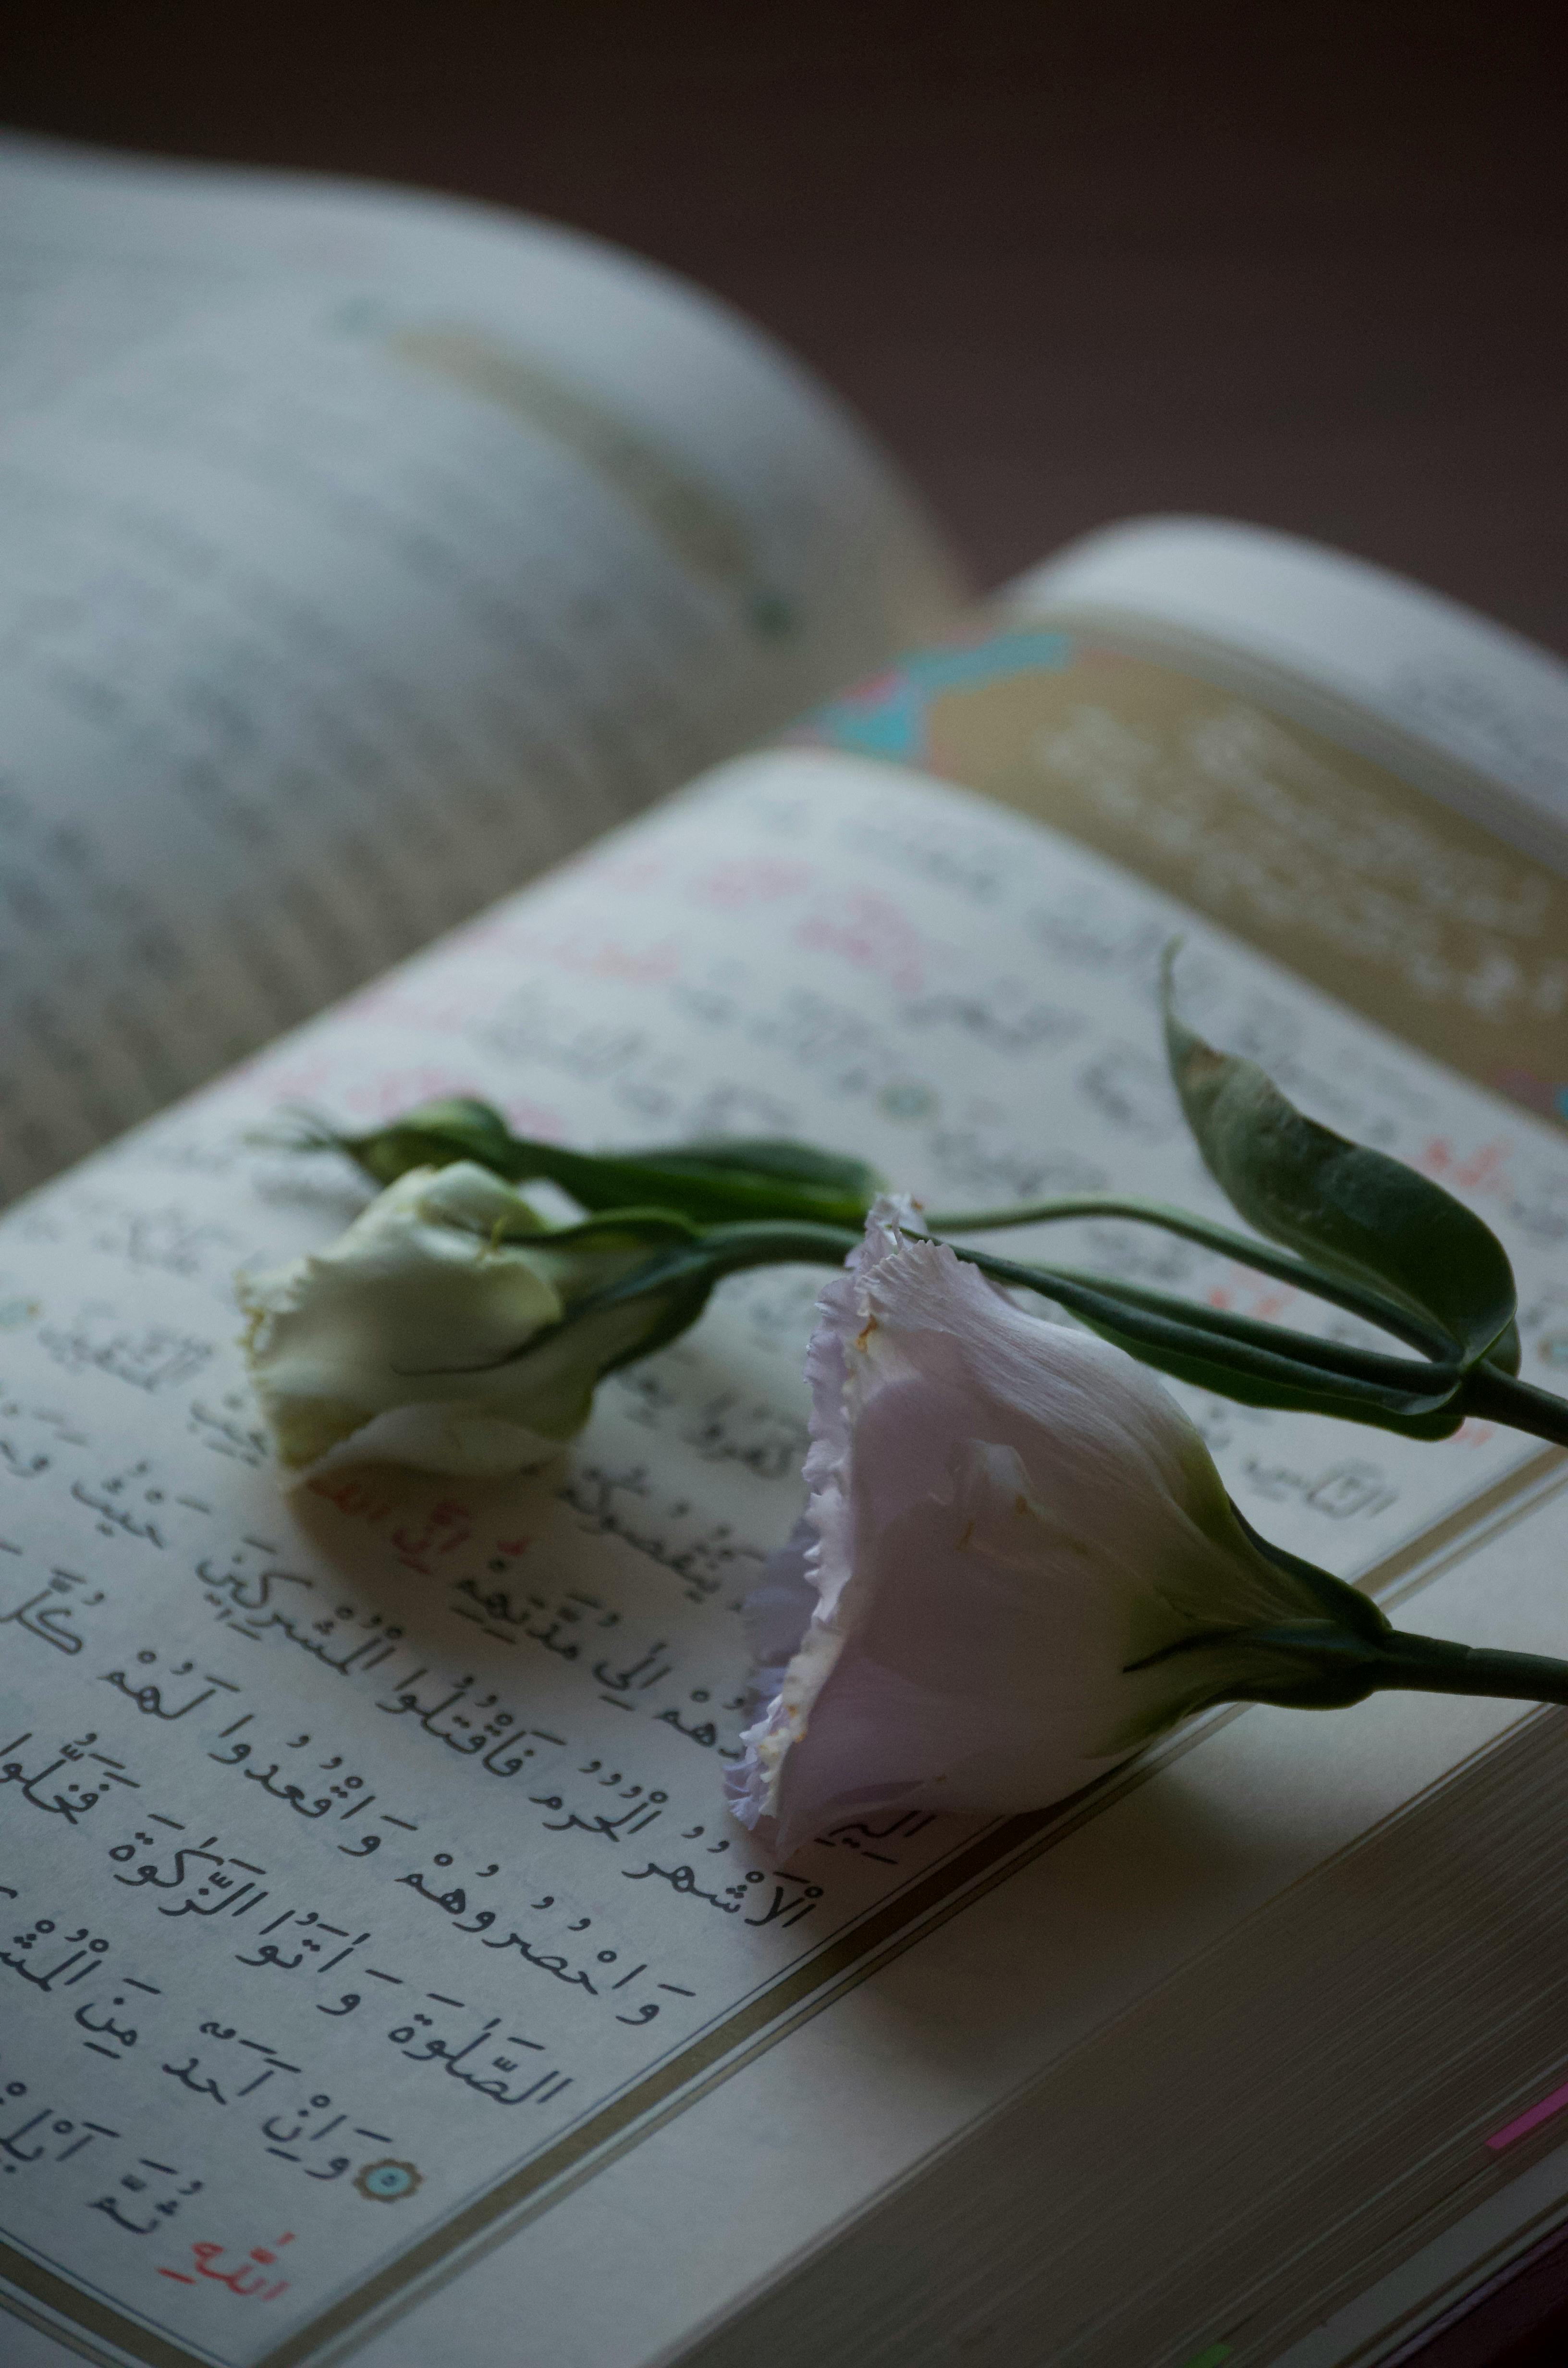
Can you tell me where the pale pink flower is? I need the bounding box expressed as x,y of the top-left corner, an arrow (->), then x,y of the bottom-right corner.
729,1198 -> 1325,1857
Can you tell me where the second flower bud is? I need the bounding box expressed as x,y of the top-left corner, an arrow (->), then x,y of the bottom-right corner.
240,1162 -> 707,1477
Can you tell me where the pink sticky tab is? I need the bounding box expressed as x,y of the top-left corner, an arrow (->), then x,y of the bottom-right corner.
1485,2076 -> 1568,2154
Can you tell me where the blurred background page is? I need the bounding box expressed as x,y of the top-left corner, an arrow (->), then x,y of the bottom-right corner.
2,0 -> 1564,651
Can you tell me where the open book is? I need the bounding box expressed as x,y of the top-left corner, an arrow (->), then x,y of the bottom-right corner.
4,133 -> 1568,2368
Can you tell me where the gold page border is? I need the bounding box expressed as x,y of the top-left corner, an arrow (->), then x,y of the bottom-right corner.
1020,602 -> 1568,884
801,620 -> 1568,1135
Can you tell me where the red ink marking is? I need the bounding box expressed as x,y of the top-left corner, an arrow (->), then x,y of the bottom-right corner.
794,891 -> 932,995
691,857 -> 814,909
1454,1140 -> 1510,1193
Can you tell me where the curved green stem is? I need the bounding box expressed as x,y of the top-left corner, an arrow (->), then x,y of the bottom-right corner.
945,1241 -> 1462,1403
693,1221 -> 1455,1403
489,1211 -> 1568,1454
631,1223 -> 1568,1451
922,1194 -> 1453,1358
924,1212 -> 1568,1448
676,1223 -> 1469,1432
686,1220 -> 863,1277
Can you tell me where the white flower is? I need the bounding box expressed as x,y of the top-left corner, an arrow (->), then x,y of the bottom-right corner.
240,1163 -> 696,1477
728,1197 -> 1330,1856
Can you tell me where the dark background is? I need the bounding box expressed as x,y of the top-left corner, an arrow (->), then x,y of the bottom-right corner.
4,0 -> 1565,649
5,6 -> 1568,2361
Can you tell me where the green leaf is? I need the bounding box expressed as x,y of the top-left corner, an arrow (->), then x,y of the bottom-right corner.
315,1100 -> 883,1229
607,1136 -> 886,1226
622,1136 -> 885,1201
1161,949 -> 1517,1368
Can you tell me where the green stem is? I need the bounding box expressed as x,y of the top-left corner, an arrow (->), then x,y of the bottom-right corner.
925,1212 -> 1568,1449
1376,1630 -> 1568,1704
697,1223 -> 1456,1403
688,1220 -> 863,1277
922,1194 -> 1453,1358
1459,1364 -> 1568,1449
639,1223 -> 1568,1452
929,1192 -> 1268,1237
682,1223 -> 1469,1433
945,1241 -> 1463,1404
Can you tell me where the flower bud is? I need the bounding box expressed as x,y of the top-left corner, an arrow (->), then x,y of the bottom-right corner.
240,1163 -> 701,1476
729,1199 -> 1337,1855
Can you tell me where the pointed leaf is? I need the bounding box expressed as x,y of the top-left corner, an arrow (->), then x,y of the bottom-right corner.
608,1136 -> 885,1225
624,1136 -> 885,1202
1162,951 -> 1516,1366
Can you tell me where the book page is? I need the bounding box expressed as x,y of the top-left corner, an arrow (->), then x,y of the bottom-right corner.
0,136 -> 961,1200
1,712 -> 1567,2368
1012,516 -> 1568,872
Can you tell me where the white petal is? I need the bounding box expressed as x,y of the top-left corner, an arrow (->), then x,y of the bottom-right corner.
732,1201 -> 1316,1856
240,1161 -> 673,1474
